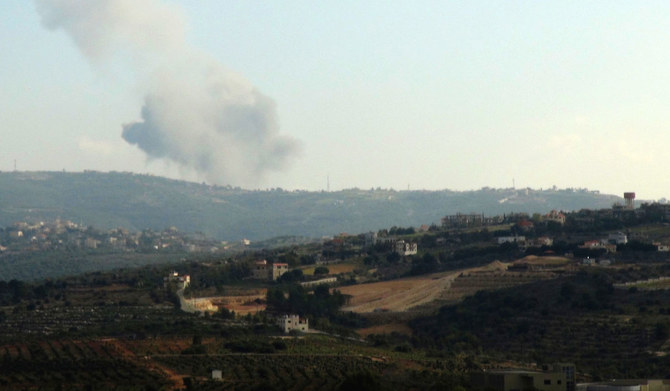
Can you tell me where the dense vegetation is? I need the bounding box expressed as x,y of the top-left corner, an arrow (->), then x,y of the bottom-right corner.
410,266 -> 670,380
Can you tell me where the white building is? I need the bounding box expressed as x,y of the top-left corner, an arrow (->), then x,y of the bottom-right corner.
277,314 -> 308,333
497,236 -> 526,245
395,240 -> 418,256
300,277 -> 338,288
607,232 -> 628,245
163,271 -> 190,289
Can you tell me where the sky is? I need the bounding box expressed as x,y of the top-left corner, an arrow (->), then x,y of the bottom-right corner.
2,1 -> 670,199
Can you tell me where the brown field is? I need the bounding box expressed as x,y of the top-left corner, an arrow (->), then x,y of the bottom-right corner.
184,257 -> 567,318
339,260 -> 559,314
209,289 -> 267,315
513,255 -> 572,265
339,271 -> 459,313
301,263 -> 358,276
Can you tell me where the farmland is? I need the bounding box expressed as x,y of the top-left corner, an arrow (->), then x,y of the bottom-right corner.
0,333 -> 469,390
338,259 -> 558,313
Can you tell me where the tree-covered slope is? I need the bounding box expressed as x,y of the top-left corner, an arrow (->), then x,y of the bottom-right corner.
0,171 -> 623,241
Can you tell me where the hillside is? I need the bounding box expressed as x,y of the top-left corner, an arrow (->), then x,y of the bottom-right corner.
0,171 -> 623,241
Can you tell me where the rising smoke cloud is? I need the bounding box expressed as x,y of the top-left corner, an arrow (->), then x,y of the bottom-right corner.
35,0 -> 300,186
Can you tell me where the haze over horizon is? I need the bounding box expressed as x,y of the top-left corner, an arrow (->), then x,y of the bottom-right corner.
2,1 -> 670,198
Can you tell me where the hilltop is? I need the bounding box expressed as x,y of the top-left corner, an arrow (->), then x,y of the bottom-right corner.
0,171 -> 623,241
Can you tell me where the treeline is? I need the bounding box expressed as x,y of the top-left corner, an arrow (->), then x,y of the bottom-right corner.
409,268 -> 670,380
266,285 -> 347,319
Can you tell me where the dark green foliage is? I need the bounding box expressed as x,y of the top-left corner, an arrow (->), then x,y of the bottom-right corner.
411,268 -> 670,379
266,284 -> 350,324
224,339 -> 276,353
181,345 -> 207,355
278,269 -> 304,283
410,252 -> 439,275
337,370 -> 383,391
314,266 -> 330,275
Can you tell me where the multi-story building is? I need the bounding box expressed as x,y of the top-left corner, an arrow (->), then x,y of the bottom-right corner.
442,213 -> 484,228
276,314 -> 308,333
394,240 -> 417,256
271,263 -> 289,281
252,260 -> 270,280
252,260 -> 289,281
545,210 -> 566,225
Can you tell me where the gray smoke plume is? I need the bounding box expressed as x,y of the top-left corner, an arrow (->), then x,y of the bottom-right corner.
35,0 -> 300,185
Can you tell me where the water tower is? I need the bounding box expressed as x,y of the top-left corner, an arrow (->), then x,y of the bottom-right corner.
624,192 -> 635,209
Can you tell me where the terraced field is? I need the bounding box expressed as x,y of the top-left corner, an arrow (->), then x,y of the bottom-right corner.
339,260 -> 560,313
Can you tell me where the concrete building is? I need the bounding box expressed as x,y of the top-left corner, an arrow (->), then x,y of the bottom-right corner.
300,277 -> 338,288
471,363 -> 575,391
395,240 -> 418,256
607,232 -> 628,245
271,263 -> 289,281
578,379 -> 670,391
545,210 -> 566,225
442,213 -> 484,228
252,260 -> 290,281
252,260 -> 269,280
364,231 -> 378,247
277,314 -> 308,333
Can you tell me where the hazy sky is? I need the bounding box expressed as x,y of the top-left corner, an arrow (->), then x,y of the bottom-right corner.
2,1 -> 670,198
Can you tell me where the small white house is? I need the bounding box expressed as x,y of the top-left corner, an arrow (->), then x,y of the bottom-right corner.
608,232 -> 628,245
212,369 -> 222,380
277,314 -> 308,333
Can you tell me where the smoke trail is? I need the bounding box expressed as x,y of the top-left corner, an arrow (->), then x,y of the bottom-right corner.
35,0 -> 300,185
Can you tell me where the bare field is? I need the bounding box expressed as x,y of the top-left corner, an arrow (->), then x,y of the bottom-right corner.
339,272 -> 459,313
340,260 -> 558,314
210,289 -> 267,315
301,263 -> 358,275
513,255 -> 572,265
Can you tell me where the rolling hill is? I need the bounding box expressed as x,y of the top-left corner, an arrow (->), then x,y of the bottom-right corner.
0,171 -> 623,241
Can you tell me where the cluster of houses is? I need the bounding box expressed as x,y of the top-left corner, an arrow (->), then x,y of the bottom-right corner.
363,232 -> 418,256
0,220 -> 227,254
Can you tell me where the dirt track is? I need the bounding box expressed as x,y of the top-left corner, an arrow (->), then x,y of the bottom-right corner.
339,272 -> 459,313
338,261 -> 526,313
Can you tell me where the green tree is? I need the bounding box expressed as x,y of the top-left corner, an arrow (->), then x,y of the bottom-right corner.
314,266 -> 329,275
